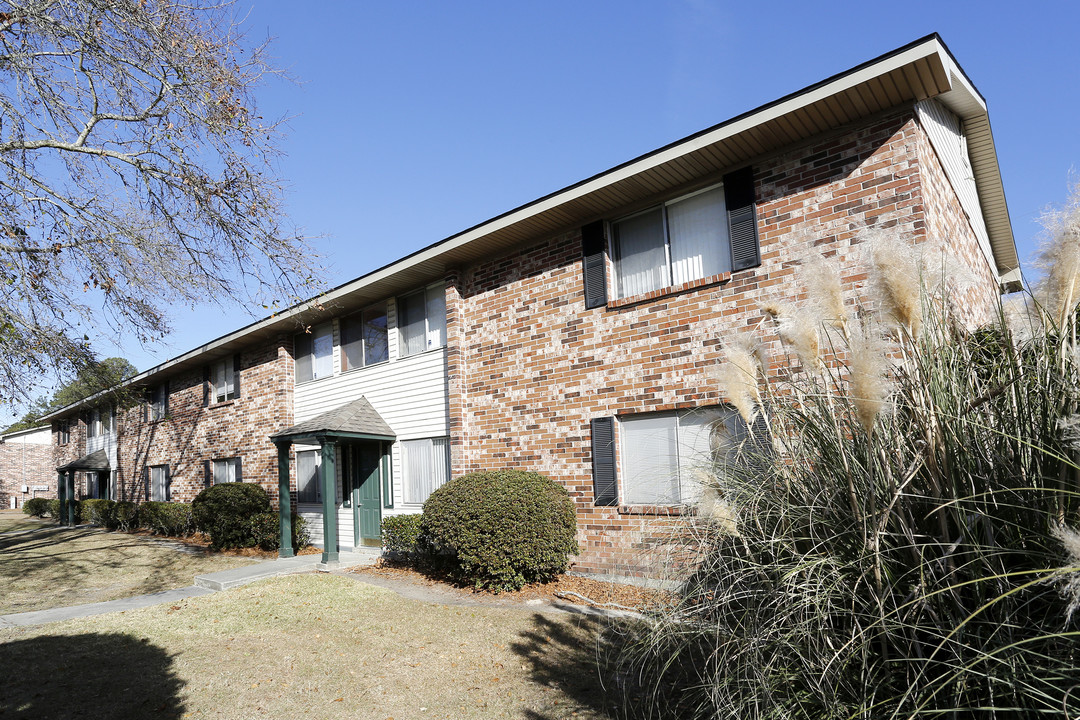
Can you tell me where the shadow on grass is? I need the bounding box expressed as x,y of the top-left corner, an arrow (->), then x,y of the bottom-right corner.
0,526 -> 227,613
510,611 -> 623,720
0,632 -> 185,719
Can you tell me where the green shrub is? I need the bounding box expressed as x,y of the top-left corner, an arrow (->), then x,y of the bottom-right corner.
110,501 -> 139,531
421,469 -> 579,591
381,513 -> 424,556
140,502 -> 195,536
191,482 -> 271,549
44,498 -> 60,519
249,512 -> 309,551
22,498 -> 49,517
80,498 -> 114,525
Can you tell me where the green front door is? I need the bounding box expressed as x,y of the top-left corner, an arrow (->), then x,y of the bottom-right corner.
355,443 -> 382,546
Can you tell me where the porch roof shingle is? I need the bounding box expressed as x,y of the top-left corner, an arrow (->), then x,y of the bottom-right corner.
269,396 -> 395,443
57,449 -> 111,472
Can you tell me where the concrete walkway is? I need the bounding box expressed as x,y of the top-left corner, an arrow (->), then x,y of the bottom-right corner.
0,550 -> 379,628
193,550 -> 378,590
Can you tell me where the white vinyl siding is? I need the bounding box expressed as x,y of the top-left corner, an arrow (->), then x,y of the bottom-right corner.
294,342 -> 448,515
213,457 -> 242,484
916,99 -> 995,270
612,185 -> 730,298
402,437 -> 449,505
620,406 -> 740,505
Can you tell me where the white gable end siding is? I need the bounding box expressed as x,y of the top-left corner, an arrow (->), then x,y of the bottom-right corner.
916,99 -> 996,274
294,296 -> 450,538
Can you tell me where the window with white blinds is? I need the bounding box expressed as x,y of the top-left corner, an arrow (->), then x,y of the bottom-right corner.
401,437 -> 450,504
612,185 -> 730,298
296,450 -> 321,504
620,406 -> 741,505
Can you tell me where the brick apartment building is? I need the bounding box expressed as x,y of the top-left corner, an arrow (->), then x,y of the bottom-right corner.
43,35 -> 1019,577
0,426 -> 55,510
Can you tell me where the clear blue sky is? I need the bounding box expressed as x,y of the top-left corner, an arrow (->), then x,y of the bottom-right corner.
12,0 -> 1080,419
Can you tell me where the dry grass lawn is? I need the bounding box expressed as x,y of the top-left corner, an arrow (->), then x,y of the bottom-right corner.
0,523 -> 260,614
0,573 -> 614,720
0,509 -> 47,533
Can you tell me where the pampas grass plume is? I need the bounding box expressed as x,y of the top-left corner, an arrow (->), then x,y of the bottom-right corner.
864,231 -> 923,338
799,255 -> 847,324
716,333 -> 763,426
1034,182 -> 1080,327
848,324 -> 890,435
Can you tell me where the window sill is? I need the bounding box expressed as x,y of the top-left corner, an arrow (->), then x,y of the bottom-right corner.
341,358 -> 390,375
618,505 -> 689,516
608,271 -> 731,310
208,400 -> 237,410
398,345 -> 447,362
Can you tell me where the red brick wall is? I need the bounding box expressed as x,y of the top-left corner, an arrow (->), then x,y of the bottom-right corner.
0,434 -> 55,509
114,335 -> 295,507
449,106 -> 1002,577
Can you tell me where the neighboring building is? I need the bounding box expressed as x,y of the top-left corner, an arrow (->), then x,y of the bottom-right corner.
43,35 -> 1019,576
0,426 -> 55,509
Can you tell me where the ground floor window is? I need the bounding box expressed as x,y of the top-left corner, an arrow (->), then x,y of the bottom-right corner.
620,406 -> 742,506
296,449 -> 321,504
401,437 -> 449,505
150,465 -> 169,502
84,470 -> 116,500
213,457 -> 242,484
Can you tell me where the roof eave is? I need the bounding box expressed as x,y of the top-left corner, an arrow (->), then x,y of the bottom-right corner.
42,34 -> 1019,419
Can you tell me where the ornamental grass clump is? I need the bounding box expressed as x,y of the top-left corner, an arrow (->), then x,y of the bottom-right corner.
607,213 -> 1080,718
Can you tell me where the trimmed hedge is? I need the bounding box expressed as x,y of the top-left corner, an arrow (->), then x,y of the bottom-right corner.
192,483 -> 271,549
112,501 -> 139,531
22,497 -> 49,517
250,512 -> 310,551
80,498 -> 115,526
141,502 -> 195,536
421,469 -> 579,591
381,513 -> 424,556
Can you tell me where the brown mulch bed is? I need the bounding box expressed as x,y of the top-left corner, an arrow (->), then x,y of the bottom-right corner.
351,558 -> 673,613
130,529 -> 322,558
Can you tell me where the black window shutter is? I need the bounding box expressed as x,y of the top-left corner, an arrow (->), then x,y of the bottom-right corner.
141,391 -> 148,423
203,459 -> 212,486
294,333 -> 313,383
724,166 -> 761,272
581,221 -> 608,310
143,465 -> 149,500
163,380 -> 169,417
590,417 -> 618,506
233,354 -> 241,399
164,465 -> 171,502
202,367 -> 210,407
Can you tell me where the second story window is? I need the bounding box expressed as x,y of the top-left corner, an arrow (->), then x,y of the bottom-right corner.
342,304 -> 389,371
87,407 -> 114,438
57,420 -> 70,445
211,356 -> 240,403
397,284 -> 446,358
295,324 -> 333,383
150,382 -> 168,420
612,185 -> 730,298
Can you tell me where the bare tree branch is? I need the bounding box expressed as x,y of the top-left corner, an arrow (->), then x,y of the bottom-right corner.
0,0 -> 319,408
